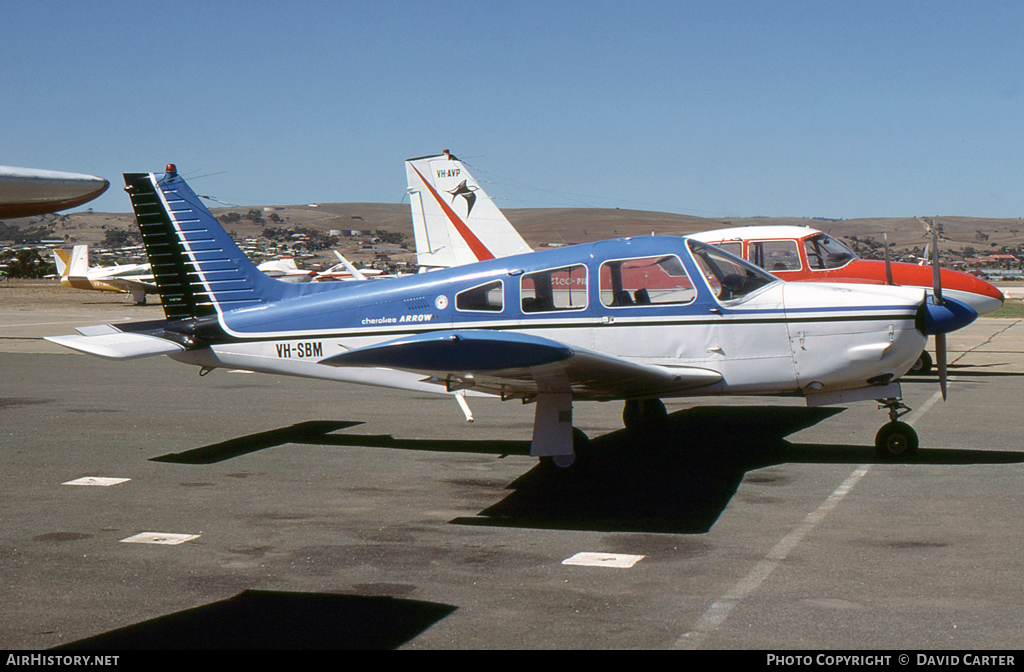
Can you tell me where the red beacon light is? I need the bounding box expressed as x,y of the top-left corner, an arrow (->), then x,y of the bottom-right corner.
165,164 -> 177,175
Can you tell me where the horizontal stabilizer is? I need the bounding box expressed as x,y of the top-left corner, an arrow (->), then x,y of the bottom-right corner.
100,276 -> 157,293
45,332 -> 184,359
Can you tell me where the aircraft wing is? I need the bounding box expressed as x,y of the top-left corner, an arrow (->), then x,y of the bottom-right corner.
98,276 -> 157,294
321,329 -> 722,400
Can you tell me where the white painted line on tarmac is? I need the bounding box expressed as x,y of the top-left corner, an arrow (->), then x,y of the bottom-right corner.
675,388 -> 945,650
563,552 -> 645,568
120,532 -> 199,545
0,317 -> 133,328
62,477 -> 131,487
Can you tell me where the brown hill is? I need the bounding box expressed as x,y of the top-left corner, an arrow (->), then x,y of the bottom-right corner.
7,205 -> 1024,257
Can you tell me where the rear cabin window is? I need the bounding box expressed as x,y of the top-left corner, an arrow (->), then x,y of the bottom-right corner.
521,264 -> 588,312
456,280 -> 504,312
716,241 -> 743,258
599,255 -> 697,307
748,240 -> 801,272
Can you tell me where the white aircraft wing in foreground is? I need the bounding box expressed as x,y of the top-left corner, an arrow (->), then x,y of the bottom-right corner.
0,165 -> 108,218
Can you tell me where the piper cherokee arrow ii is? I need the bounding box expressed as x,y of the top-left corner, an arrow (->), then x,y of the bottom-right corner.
46,166 -> 977,462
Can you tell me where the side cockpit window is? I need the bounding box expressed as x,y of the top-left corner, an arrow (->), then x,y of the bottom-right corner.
688,240 -> 776,302
456,280 -> 504,312
599,255 -> 696,307
521,264 -> 587,313
804,234 -> 857,270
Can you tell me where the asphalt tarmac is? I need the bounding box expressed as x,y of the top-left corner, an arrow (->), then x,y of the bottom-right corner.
3,297 -> 1024,651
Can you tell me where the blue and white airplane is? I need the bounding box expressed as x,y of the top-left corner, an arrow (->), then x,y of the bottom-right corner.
46,165 -> 978,463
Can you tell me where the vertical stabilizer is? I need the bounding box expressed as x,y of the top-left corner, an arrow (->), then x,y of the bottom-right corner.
405,151 -> 531,269
123,166 -> 294,322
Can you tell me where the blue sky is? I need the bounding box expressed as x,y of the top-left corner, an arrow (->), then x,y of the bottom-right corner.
3,1 -> 1023,219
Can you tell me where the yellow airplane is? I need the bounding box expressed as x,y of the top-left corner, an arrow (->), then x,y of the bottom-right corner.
53,245 -> 156,304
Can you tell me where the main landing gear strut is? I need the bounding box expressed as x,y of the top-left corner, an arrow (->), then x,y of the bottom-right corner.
875,396 -> 918,458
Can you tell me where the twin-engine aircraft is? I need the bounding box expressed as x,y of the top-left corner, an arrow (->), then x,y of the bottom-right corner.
689,225 -> 1005,375
47,165 -> 978,463
689,225 -> 1004,317
405,150 -> 532,269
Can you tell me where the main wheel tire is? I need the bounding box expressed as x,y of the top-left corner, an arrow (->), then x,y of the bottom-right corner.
910,350 -> 933,375
622,399 -> 667,432
623,399 -> 641,431
875,421 -> 919,458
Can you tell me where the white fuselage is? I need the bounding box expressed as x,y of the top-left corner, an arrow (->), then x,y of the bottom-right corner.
171,279 -> 927,403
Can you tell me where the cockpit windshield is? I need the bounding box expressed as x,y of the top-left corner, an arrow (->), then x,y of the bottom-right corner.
804,233 -> 857,270
687,240 -> 778,302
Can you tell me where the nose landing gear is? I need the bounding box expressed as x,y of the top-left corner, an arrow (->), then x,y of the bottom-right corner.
875,396 -> 919,458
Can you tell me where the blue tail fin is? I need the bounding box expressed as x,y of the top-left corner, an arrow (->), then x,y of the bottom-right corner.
123,166 -> 293,322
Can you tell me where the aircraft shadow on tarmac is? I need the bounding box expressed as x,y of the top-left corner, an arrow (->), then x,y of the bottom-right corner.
904,363 -> 1024,380
152,406 -> 1024,536
52,589 -> 456,650
151,421 -> 365,464
450,407 -> 1024,534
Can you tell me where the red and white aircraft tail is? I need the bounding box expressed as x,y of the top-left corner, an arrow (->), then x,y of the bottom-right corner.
405,151 -> 531,269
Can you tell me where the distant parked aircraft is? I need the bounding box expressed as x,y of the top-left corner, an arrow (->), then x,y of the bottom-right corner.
689,225 -> 1005,375
53,245 -> 156,304
312,251 -> 387,281
405,150 -> 531,269
256,257 -> 314,283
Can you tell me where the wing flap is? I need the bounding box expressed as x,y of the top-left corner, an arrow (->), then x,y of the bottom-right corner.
322,330 -> 721,399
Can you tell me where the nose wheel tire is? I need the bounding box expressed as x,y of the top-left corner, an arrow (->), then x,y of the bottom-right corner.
539,428 -> 592,471
875,421 -> 919,458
